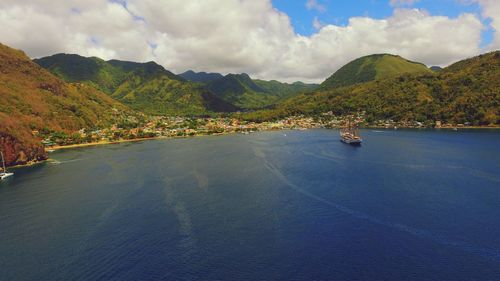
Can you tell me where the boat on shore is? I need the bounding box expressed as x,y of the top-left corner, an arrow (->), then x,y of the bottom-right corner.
340,120 -> 362,145
1,151 -> 14,180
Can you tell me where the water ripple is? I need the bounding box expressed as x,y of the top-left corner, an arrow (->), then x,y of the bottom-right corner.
260,152 -> 500,262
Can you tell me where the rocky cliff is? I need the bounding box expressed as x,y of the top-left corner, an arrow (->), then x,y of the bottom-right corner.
0,132 -> 47,167
0,42 -> 132,167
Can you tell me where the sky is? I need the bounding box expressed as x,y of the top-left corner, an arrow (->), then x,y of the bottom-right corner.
0,0 -> 498,83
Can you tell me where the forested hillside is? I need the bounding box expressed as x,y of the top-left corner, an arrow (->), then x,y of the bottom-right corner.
0,43 -> 133,166
244,52 -> 499,125
207,73 -> 317,109
320,54 -> 432,89
35,54 -> 236,115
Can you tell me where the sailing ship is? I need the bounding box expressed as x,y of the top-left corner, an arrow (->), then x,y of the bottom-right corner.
340,120 -> 362,145
1,151 -> 14,180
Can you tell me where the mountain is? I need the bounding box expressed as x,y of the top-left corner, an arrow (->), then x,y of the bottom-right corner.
0,43 -> 132,166
34,54 -> 126,94
207,73 -> 318,109
320,54 -> 432,89
179,70 -> 224,83
430,66 -> 443,72
245,51 -> 499,125
35,54 -> 236,115
111,69 -> 237,115
254,80 -> 319,98
108,59 -> 182,82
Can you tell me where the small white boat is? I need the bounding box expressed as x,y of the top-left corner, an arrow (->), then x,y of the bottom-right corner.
1,151 -> 13,180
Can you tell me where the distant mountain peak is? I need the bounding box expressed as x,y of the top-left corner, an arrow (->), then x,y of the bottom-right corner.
179,70 -> 224,83
430,66 -> 443,72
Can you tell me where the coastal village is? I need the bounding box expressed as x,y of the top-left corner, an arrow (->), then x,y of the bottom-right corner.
38,111 -> 471,148
40,115 -> 329,147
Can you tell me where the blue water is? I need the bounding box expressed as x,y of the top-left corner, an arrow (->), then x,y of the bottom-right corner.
1,129 -> 499,281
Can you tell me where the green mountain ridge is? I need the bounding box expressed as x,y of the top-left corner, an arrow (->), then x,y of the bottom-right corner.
320,54 -> 432,89
254,79 -> 319,98
179,70 -> 224,83
112,70 -> 237,115
206,73 -> 318,109
35,54 -> 236,115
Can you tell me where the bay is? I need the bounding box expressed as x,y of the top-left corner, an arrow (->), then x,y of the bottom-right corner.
1,129 -> 499,281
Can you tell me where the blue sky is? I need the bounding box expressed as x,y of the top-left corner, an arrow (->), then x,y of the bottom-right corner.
272,0 -> 493,47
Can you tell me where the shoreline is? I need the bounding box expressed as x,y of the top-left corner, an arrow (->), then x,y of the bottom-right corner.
49,132 -> 232,151
362,126 -> 500,130
43,125 -> 500,152
10,160 -> 47,170
49,137 -> 163,151
9,126 -> 499,169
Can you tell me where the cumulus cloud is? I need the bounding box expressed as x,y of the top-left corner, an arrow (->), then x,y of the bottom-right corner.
306,0 -> 327,13
390,0 -> 420,7
0,0 -> 491,82
471,0 -> 500,49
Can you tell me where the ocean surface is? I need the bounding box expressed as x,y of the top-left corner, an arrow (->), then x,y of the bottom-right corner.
1,129 -> 499,281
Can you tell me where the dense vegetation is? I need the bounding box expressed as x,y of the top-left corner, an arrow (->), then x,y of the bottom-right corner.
112,72 -> 237,115
244,51 -> 499,125
320,54 -> 432,90
0,43 -> 134,165
179,70 -> 224,83
36,56 -> 317,112
206,73 -> 318,109
34,54 -> 126,94
35,54 -> 236,115
253,80 -> 318,99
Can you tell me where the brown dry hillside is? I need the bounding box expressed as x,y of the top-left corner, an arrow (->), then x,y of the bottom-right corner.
0,43 -> 131,166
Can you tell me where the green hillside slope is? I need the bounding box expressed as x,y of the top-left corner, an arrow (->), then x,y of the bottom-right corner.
113,69 -> 237,115
0,43 -> 133,166
245,51 -> 499,125
320,54 -> 432,89
34,54 -> 125,94
35,54 -> 236,115
253,80 -> 318,98
207,74 -> 317,109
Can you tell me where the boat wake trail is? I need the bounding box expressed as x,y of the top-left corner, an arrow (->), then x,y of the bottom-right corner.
303,149 -> 500,182
261,155 -> 500,262
163,177 -> 197,259
49,158 -> 85,165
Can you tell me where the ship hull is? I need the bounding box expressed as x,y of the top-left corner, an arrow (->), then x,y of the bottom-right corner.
341,138 -> 362,145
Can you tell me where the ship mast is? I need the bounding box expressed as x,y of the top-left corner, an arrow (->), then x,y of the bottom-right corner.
1,151 -> 6,173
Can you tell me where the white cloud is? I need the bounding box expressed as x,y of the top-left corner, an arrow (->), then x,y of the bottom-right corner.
313,17 -> 324,30
469,0 -> 500,49
390,0 -> 420,7
0,0 -> 490,83
306,0 -> 326,13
